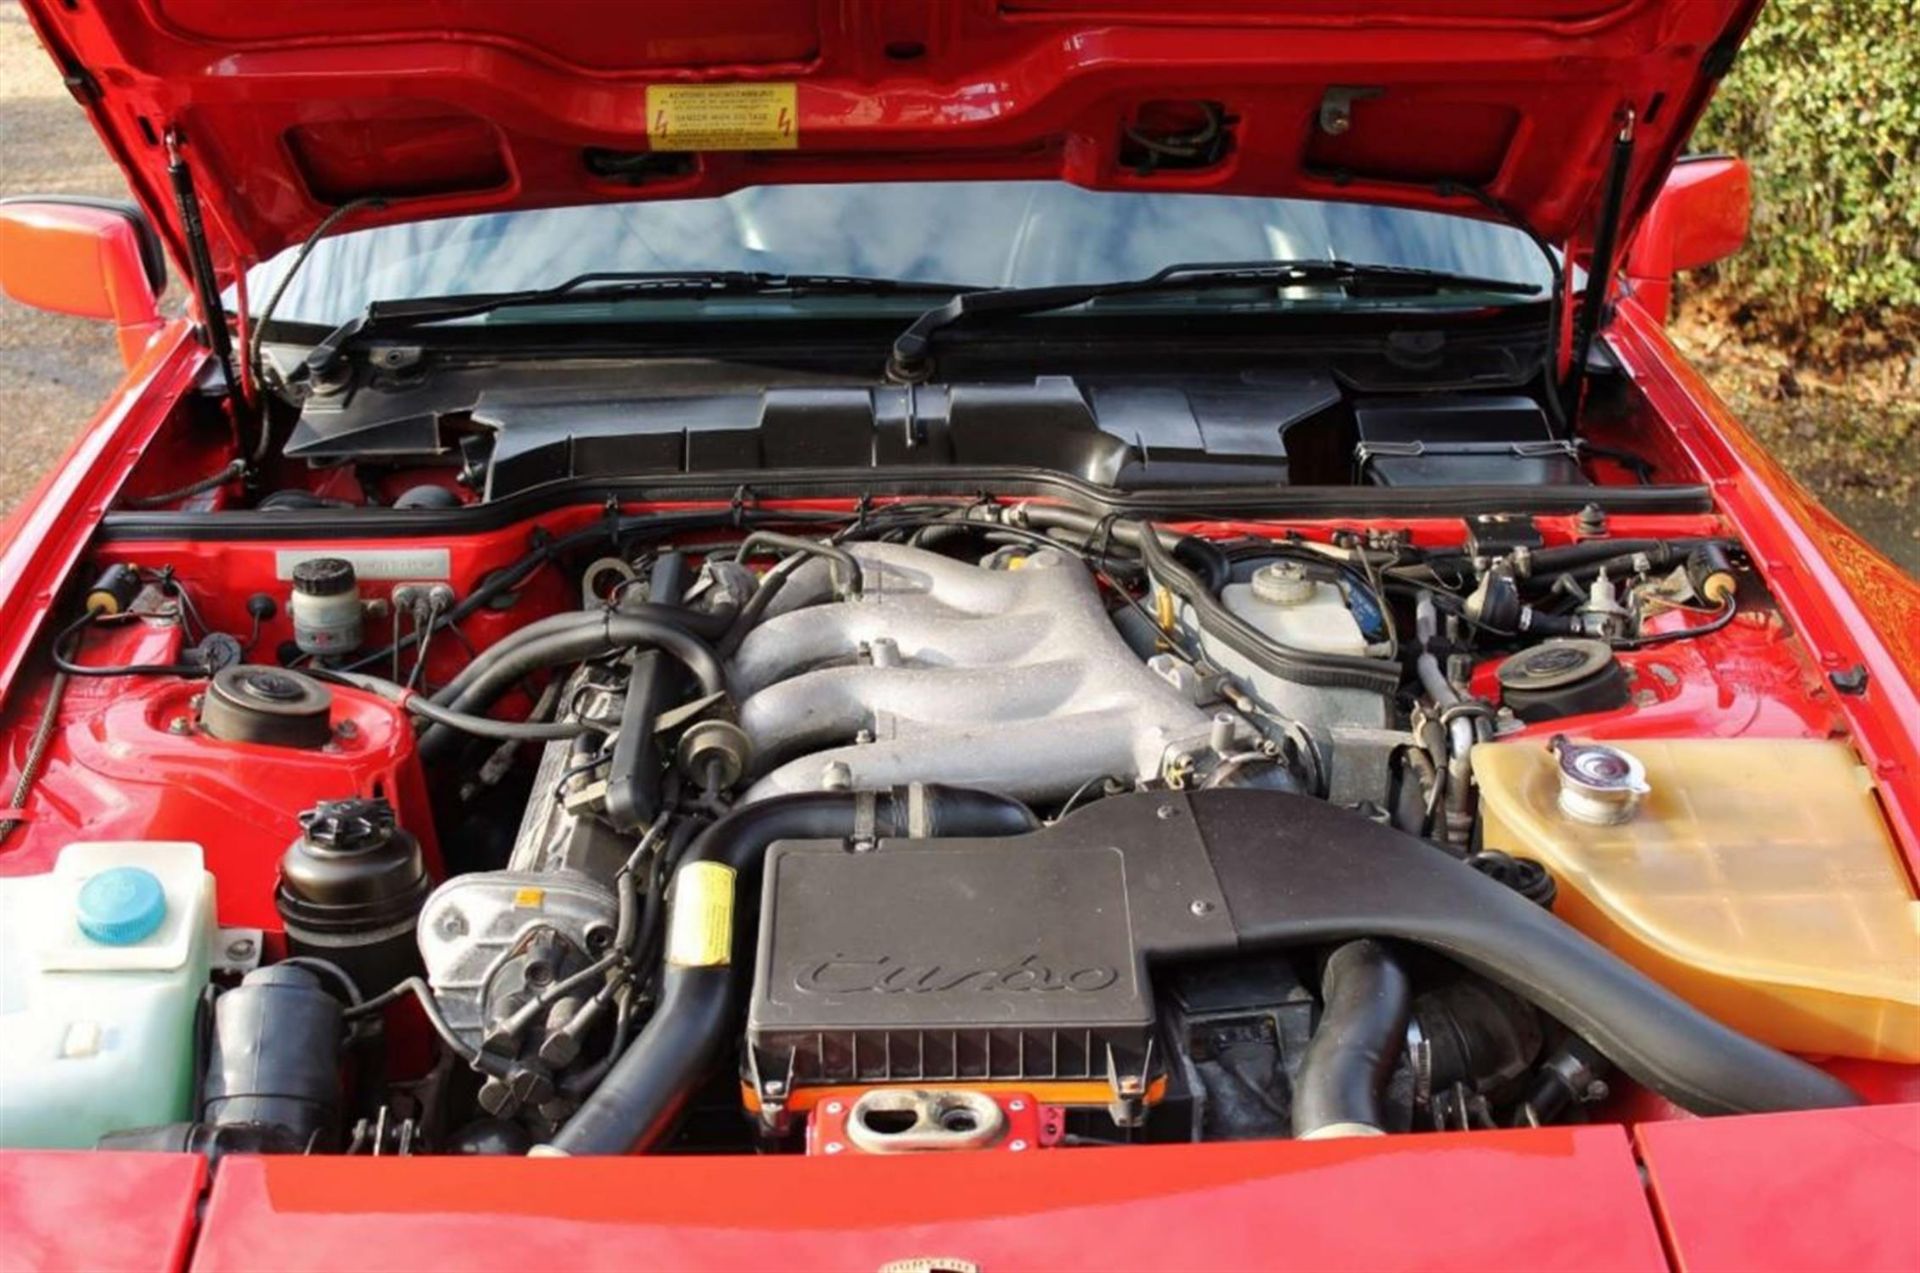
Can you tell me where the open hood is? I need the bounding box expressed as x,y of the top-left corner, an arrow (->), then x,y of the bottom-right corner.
26,0 -> 1758,282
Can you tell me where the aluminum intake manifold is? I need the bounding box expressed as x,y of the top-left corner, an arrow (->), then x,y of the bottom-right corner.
730,542 -> 1214,802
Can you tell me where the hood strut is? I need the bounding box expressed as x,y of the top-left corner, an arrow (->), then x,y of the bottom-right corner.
164,130 -> 242,413
1568,109 -> 1637,430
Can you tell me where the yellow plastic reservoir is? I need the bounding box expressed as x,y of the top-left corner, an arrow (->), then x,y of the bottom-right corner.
1473,738 -> 1919,1061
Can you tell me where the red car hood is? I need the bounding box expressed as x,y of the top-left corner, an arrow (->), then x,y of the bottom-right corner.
26,0 -> 1758,280
6,1104 -> 1919,1271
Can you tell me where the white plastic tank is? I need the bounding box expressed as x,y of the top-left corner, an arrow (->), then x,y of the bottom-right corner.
0,842 -> 214,1148
1222,560 -> 1371,657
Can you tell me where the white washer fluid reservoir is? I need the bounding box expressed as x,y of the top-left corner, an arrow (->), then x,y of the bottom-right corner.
0,842 -> 214,1148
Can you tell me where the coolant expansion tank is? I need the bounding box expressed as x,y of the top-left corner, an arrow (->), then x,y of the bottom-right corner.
1473,738 -> 1918,1062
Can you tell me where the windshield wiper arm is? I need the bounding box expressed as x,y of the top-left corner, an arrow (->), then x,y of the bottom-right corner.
299,270 -> 978,382
884,259 -> 1541,381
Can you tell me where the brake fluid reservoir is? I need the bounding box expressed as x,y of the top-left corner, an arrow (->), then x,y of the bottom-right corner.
0,842 -> 214,1148
1473,739 -> 1919,1061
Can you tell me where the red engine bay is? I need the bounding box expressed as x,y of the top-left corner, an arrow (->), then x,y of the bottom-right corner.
4,0 -> 1918,1263
0,504 -> 1864,923
1,474 -> 1917,1271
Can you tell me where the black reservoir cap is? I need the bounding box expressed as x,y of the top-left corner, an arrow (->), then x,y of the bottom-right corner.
290,557 -> 357,597
279,798 -> 428,915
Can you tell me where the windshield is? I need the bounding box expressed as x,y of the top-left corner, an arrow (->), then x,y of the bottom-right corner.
251,181 -> 1551,327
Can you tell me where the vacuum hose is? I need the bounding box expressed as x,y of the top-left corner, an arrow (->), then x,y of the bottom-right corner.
542,785 -> 1038,1155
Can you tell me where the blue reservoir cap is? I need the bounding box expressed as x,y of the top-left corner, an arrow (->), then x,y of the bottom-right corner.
76,866 -> 167,945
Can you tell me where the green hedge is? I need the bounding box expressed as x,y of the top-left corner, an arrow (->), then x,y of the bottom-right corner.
1689,0 -> 1920,318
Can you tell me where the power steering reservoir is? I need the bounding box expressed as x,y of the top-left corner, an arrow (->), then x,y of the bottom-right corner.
1473,737 -> 1919,1062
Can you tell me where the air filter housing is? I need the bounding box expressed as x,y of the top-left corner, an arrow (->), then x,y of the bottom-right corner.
748,837 -> 1155,1124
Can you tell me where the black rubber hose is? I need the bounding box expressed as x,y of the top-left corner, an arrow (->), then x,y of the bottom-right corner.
317,670 -> 589,741
427,612 -> 604,707
1183,790 -> 1860,1116
344,508 -> 836,673
403,695 -> 586,741
1135,526 -> 1402,694
715,554 -> 810,659
1425,538 -> 1727,582
630,601 -> 735,642
1013,504 -> 1231,592
543,786 -> 1039,1155
118,459 -> 248,510
1529,540 -> 1717,582
428,603 -> 729,711
734,532 -> 864,599
1292,940 -> 1412,1139
419,614 -> 726,762
51,613 -> 211,678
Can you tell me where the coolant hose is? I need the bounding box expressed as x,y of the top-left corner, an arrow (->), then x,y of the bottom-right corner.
1135,524 -> 1401,694
420,614 -> 726,761
1292,940 -> 1412,1138
1012,504 -> 1231,593
543,786 -> 1039,1156
430,605 -> 728,709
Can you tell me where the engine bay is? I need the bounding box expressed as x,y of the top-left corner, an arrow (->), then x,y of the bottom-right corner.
2,496 -> 1914,1160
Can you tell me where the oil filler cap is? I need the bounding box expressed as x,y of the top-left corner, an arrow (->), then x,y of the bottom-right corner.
76,866 -> 167,945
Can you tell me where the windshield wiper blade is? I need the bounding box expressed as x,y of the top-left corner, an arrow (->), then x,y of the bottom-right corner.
299,270 -> 977,382
884,259 -> 1541,381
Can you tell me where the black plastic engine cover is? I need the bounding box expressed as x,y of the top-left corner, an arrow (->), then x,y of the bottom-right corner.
748,790 -> 1858,1120
750,838 -> 1161,1095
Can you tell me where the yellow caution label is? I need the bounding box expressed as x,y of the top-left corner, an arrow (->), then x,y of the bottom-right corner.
646,84 -> 798,152
666,861 -> 737,967
512,887 -> 545,908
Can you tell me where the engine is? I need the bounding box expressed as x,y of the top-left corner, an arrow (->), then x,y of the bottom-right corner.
5,503 -> 1902,1161
417,540 -> 1321,1135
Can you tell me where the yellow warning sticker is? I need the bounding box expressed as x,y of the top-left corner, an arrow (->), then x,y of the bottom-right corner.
512,887 -> 545,908
666,861 -> 737,967
646,83 -> 797,152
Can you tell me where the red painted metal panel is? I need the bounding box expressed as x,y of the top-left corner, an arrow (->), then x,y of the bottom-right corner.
0,1151 -> 203,1273
1607,302 -> 1920,867
0,674 -> 437,931
192,1126 -> 1666,1272
0,322 -> 202,709
18,0 -> 1758,269
1637,1103 -> 1920,1273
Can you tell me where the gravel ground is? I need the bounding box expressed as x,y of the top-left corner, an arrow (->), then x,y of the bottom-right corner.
0,7 -> 128,511
0,8 -> 1912,577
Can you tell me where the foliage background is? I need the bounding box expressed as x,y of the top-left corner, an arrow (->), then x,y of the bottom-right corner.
1667,0 -> 1919,568
1687,0 -> 1920,328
